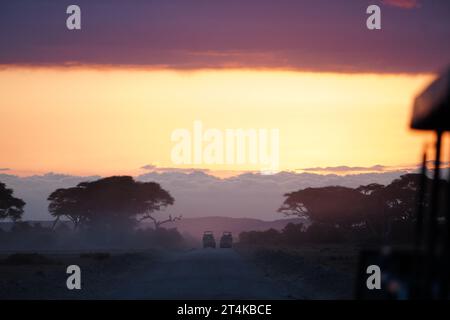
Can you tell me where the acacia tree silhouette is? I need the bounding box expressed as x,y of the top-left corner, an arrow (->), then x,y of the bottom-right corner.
48,176 -> 175,230
278,174 -> 446,240
0,182 -> 25,222
278,186 -> 367,227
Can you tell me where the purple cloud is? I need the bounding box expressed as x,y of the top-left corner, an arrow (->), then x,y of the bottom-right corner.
299,165 -> 388,173
382,0 -> 421,9
141,164 -> 210,174
0,0 -> 449,73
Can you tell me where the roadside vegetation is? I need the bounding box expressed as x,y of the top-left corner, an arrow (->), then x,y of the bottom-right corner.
236,174 -> 449,299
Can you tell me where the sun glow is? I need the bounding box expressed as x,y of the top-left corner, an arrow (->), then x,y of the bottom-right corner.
0,67 -> 434,176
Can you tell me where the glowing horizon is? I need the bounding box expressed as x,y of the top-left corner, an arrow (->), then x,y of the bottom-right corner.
0,66 -> 439,177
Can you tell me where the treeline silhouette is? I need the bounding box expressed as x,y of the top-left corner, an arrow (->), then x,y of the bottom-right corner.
0,181 -> 25,221
240,174 -> 449,245
0,176 -> 184,250
2,173 -> 449,248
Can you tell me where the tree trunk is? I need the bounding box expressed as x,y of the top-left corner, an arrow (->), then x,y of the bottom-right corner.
51,216 -> 60,230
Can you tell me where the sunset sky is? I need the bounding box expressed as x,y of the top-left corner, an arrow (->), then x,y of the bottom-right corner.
1,0 -> 449,177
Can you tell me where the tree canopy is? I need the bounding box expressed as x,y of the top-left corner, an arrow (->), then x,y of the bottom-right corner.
0,182 -> 25,221
278,186 -> 367,227
48,176 -> 174,229
278,174 -> 448,238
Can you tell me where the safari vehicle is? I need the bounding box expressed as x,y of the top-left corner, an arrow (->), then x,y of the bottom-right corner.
220,232 -> 233,248
202,231 -> 216,248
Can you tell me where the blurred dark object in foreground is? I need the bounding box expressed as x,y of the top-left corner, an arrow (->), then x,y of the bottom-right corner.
411,68 -> 450,131
357,66 -> 450,299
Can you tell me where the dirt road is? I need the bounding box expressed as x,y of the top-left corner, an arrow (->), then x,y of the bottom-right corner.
0,249 -> 290,299
107,249 -> 289,299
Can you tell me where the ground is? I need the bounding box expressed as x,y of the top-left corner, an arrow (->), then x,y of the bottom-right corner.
0,246 -> 357,299
235,244 -> 358,299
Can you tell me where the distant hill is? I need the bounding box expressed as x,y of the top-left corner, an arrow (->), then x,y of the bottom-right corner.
143,216 -> 307,240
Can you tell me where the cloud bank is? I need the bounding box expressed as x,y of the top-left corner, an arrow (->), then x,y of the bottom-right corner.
0,0 -> 449,73
299,165 -> 387,174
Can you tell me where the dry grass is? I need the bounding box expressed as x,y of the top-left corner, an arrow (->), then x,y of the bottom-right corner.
236,244 -> 360,299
